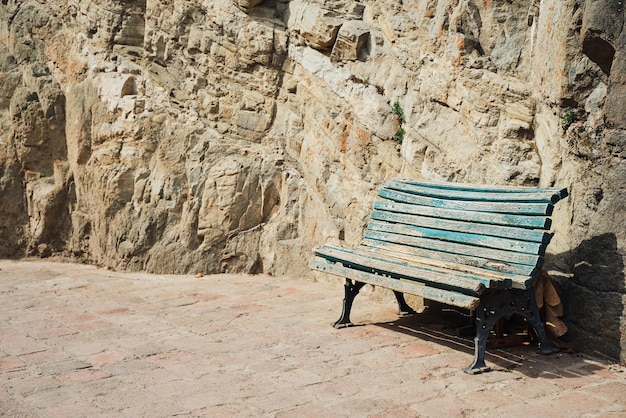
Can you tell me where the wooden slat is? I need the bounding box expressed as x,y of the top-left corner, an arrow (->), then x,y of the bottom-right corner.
368,220 -> 545,255
399,179 -> 568,199
367,242 -> 535,290
363,229 -> 541,267
370,209 -> 550,243
374,200 -> 551,230
388,179 -> 568,203
415,180 -> 569,200
360,238 -> 542,288
358,240 -> 528,287
378,189 -> 554,216
314,246 -> 487,295
309,258 -> 481,310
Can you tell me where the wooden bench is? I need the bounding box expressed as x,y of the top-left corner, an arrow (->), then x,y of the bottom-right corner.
310,179 -> 568,374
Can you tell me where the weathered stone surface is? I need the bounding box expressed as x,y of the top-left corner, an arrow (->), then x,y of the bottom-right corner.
288,0 -> 343,50
233,0 -> 264,11
331,20 -> 370,62
0,0 -> 624,363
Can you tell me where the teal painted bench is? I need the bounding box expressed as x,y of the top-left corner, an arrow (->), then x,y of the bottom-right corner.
310,179 -> 568,373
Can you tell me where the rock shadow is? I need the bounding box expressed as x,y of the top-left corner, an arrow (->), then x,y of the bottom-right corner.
547,233 -> 625,364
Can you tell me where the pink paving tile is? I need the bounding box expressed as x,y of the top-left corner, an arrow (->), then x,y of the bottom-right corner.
228,303 -> 269,313
193,292 -> 227,301
392,341 -> 441,358
88,351 -> 127,367
62,312 -> 99,323
97,307 -> 131,316
0,356 -> 25,372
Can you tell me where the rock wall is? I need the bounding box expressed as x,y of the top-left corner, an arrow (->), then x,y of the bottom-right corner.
0,0 -> 624,363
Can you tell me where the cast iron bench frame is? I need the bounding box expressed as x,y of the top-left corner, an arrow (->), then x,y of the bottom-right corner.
310,179 -> 568,373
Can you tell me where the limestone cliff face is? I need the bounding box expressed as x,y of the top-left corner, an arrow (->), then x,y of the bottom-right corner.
0,0 -> 624,362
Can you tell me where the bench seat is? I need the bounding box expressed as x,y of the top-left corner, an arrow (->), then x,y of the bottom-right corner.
310,179 -> 568,373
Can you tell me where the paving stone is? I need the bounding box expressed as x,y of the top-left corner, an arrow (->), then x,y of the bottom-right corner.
1,334 -> 50,357
298,379 -> 362,402
455,387 -> 516,411
586,381 -> 626,404
87,351 -> 127,367
38,360 -> 92,376
7,375 -> 63,397
115,404 -> 186,417
196,402 -> 263,417
145,378 -> 207,402
242,390 -> 319,415
411,393 -> 477,417
0,356 -> 26,372
324,395 -> 400,417
53,368 -> 112,384
101,358 -> 159,376
18,349 -> 73,366
489,390 -> 612,417
20,386 -> 82,408
60,338 -> 116,357
368,406 -> 426,418
69,320 -> 113,333
40,401 -> 106,417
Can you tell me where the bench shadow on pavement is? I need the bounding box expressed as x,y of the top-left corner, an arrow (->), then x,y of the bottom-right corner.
372,305 -> 608,379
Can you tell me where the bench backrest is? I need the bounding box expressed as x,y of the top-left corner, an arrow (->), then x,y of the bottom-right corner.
360,180 -> 568,290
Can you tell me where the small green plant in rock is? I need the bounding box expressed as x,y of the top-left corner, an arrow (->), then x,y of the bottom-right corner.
392,100 -> 406,123
392,101 -> 406,144
562,110 -> 576,130
394,127 -> 406,144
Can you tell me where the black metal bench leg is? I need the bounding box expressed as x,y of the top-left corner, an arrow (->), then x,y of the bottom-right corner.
393,291 -> 418,316
464,288 -> 561,374
333,279 -> 366,329
464,305 -> 498,374
523,286 -> 561,355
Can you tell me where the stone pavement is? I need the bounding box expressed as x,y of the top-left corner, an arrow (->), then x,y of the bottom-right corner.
1,260 -> 625,417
